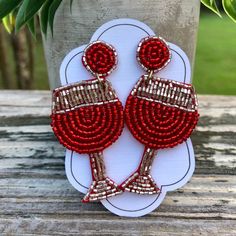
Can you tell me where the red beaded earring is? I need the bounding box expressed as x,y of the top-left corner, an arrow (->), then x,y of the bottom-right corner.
51,41 -> 124,202
120,36 -> 199,194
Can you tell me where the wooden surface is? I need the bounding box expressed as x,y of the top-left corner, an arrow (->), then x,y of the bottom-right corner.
0,91 -> 235,235
43,0 -> 200,89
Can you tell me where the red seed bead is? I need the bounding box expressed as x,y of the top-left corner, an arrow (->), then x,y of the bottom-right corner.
82,41 -> 117,77
124,78 -> 199,150
137,36 -> 171,72
51,101 -> 124,154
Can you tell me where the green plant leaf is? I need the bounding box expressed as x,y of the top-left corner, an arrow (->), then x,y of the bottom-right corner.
222,0 -> 236,23
48,0 -> 62,36
0,0 -> 22,19
2,14 -> 14,33
15,0 -> 45,32
201,0 -> 222,17
40,0 -> 53,35
27,16 -> 36,38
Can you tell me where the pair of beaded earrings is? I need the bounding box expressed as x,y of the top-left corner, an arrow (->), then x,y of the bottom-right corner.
51,36 -> 199,202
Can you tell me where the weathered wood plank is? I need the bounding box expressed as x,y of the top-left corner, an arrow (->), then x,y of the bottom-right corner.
1,92 -> 235,175
0,175 -> 235,216
1,218 -> 236,236
0,91 -> 235,235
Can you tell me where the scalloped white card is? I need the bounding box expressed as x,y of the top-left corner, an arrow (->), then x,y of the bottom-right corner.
60,19 -> 195,217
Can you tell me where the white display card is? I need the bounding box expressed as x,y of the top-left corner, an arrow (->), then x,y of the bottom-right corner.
60,19 -> 195,217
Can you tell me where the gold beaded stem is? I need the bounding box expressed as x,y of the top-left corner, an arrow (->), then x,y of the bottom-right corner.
121,147 -> 159,194
139,148 -> 157,175
83,152 -> 122,202
89,152 -> 106,181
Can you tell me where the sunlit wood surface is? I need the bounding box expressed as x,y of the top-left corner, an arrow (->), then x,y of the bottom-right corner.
0,91 -> 235,235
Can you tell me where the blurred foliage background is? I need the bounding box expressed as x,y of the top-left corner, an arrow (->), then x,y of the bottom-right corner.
194,13 -> 236,95
0,11 -> 235,94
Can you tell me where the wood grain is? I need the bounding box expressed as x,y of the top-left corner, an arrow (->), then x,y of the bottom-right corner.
0,91 -> 235,235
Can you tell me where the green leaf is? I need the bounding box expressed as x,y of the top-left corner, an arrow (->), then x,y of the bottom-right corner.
40,0 -> 53,35
27,16 -> 36,38
48,0 -> 62,36
2,17 -> 11,33
201,0 -> 222,17
15,0 -> 45,32
2,14 -> 14,33
0,0 -> 22,19
222,0 -> 236,23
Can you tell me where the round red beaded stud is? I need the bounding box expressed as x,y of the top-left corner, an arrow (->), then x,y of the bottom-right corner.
82,41 -> 117,77
137,36 -> 171,73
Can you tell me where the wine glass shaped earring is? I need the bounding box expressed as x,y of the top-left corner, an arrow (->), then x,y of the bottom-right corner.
121,36 -> 199,194
51,41 -> 124,202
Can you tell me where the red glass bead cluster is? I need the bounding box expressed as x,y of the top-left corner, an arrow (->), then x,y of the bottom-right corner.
137,36 -> 171,72
121,36 -> 199,195
126,36 -> 199,150
51,41 -> 123,202
51,41 -> 122,155
125,94 -> 199,150
82,41 -> 117,76
51,102 -> 123,154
